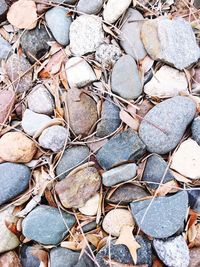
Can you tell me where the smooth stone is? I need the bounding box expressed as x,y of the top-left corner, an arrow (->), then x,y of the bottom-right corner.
49,0 -> 77,3
0,0 -> 8,23
96,128 -> 146,170
189,247 -> 200,267
103,0 -> 131,24
78,193 -> 99,216
0,251 -> 21,267
144,65 -> 188,98
22,109 -> 52,136
55,167 -> 101,208
82,220 -> 97,232
22,205 -> 75,245
39,125 -> 68,152
0,35 -> 12,59
20,245 -> 48,267
102,209 -> 134,237
96,96 -> 120,138
143,154 -> 174,189
102,163 -> 137,186
77,0 -> 103,14
55,145 -> 90,180
45,7 -> 71,46
139,96 -> 196,154
95,43 -> 122,67
66,57 -> 96,88
188,187 -> 200,212
111,55 -> 142,99
27,84 -> 55,115
153,235 -> 189,267
120,8 -> 147,60
6,54 -> 32,93
130,191 -> 188,238
194,0 -> 200,9
0,163 -> 30,205
0,90 -> 15,124
171,139 -> 200,179
137,99 -> 154,118
69,15 -> 104,56
192,116 -> 200,145
141,17 -> 200,70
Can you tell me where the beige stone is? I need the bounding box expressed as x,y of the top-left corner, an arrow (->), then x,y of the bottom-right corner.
79,193 -> 100,216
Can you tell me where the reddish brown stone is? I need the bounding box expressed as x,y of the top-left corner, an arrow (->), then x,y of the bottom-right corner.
0,251 -> 22,267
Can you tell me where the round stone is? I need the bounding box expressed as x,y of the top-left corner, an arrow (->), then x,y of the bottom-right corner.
79,193 -> 100,216
77,0 -> 103,14
192,116 -> 200,145
95,43 -> 122,67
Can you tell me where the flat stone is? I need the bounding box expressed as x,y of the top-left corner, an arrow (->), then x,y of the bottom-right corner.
0,251 -> 21,267
192,116 -> 200,145
69,15 -> 104,56
45,7 -> 72,46
95,43 -> 122,67
78,193 -> 100,216
22,109 -> 52,136
130,191 -> 188,238
0,35 -> 12,60
65,57 -> 96,88
77,0 -> 103,14
96,128 -> 146,170
189,247 -> 200,267
120,8 -> 147,60
55,145 -> 90,180
0,90 -> 15,124
20,245 -> 48,267
188,187 -> 200,212
144,65 -> 188,98
111,55 -> 142,99
82,220 -> 97,232
139,96 -> 196,154
27,84 -> 55,115
153,235 -> 190,267
0,0 -> 8,23
141,17 -> 200,70
22,205 -> 75,245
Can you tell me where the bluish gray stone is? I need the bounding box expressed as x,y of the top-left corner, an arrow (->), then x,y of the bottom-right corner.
0,35 -> 12,60
0,163 -> 30,205
22,205 -> 75,245
77,0 -> 103,14
0,0 -> 8,23
192,116 -> 200,145
188,187 -> 200,212
20,245 -> 47,267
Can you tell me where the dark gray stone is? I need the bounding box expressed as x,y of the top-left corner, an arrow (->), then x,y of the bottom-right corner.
194,0 -> 200,9
96,128 -> 146,170
22,205 -> 75,245
20,245 -> 47,267
188,187 -> 200,212
0,163 -> 30,206
77,0 -> 103,14
0,0 -> 8,23
82,220 -> 97,233
130,191 -> 188,238
0,35 -> 12,60
192,116 -> 200,145
139,96 -> 196,154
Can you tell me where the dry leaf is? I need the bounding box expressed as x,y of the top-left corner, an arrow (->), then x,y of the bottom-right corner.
170,170 -> 191,184
120,109 -> 140,131
103,24 -> 118,38
155,180 -> 180,196
15,195 -> 41,217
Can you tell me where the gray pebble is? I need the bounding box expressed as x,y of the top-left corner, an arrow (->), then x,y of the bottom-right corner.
192,116 -> 200,145
0,35 -> 12,60
0,0 -> 8,23
95,43 -> 122,67
77,0 -> 103,14
188,187 -> 200,213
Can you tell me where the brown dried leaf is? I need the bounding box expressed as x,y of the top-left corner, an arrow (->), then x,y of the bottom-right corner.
170,170 -> 191,184
120,109 -> 140,131
103,24 -> 118,38
155,180 -> 180,196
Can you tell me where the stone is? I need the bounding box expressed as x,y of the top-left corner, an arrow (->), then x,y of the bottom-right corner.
45,7 -> 72,46
192,116 -> 200,145
0,90 -> 15,124
27,84 -> 55,115
49,0 -> 77,3
130,191 -> 188,238
0,132 -> 37,163
139,96 -> 196,154
0,251 -> 21,267
39,125 -> 68,152
189,247 -> 200,267
102,209 -> 134,237
55,167 -> 101,208
188,187 -> 200,212
143,154 -> 174,189
20,245 -> 48,267
194,0 -> 200,9
55,145 -> 90,180
22,109 -> 52,136
120,8 -> 147,60
171,139 -> 200,179
153,235 -> 190,267
77,0 -> 103,14
69,15 -> 104,56
96,128 -> 146,170
0,0 -> 8,23
0,206 -> 20,253
95,43 -> 122,67
82,220 -> 97,232
78,193 -> 99,216
137,99 -> 153,118
103,0 -> 131,24
192,223 -> 200,247
144,65 -> 188,98
6,54 -> 32,93
22,205 -> 75,245
65,57 -> 96,88
111,55 -> 142,99
0,163 -> 30,205
96,96 -> 120,138
141,17 -> 200,70
102,163 -> 137,186
66,89 -> 98,136
0,35 -> 12,60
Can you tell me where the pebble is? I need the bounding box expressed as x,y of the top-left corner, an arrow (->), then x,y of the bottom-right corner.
0,35 -> 12,60
22,205 -> 75,245
39,125 -> 68,152
96,96 -> 120,138
102,163 -> 137,186
0,132 -> 37,163
141,17 -> 200,70
111,55 -> 142,99
188,188 -> 200,212
77,0 -> 103,15
0,0 -> 8,23
192,116 -> 200,145
69,15 -> 104,56
144,65 -> 188,98
153,235 -> 190,267
6,54 -> 32,93
51,0 -> 77,3
171,139 -> 200,179
65,57 -> 96,88
78,193 -> 100,216
22,109 -> 52,136
102,208 -> 134,237
0,90 -> 15,124
96,128 -> 146,170
130,191 -> 188,238
194,0 -> 200,9
45,7 -> 72,46
95,43 -> 122,67
0,251 -> 21,267
120,8 -> 147,60
82,220 -> 97,232
27,84 -> 55,115
55,145 -> 90,180
139,96 -> 196,154
0,162 -> 30,205
189,247 -> 200,267
20,245 -> 48,267
103,0 -> 131,24
55,167 -> 101,208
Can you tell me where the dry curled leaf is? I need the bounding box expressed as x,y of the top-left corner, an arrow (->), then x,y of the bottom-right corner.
120,109 -> 140,131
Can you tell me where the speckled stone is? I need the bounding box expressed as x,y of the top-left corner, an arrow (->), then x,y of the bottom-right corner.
0,35 -> 12,59
95,43 -> 122,67
0,251 -> 21,267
